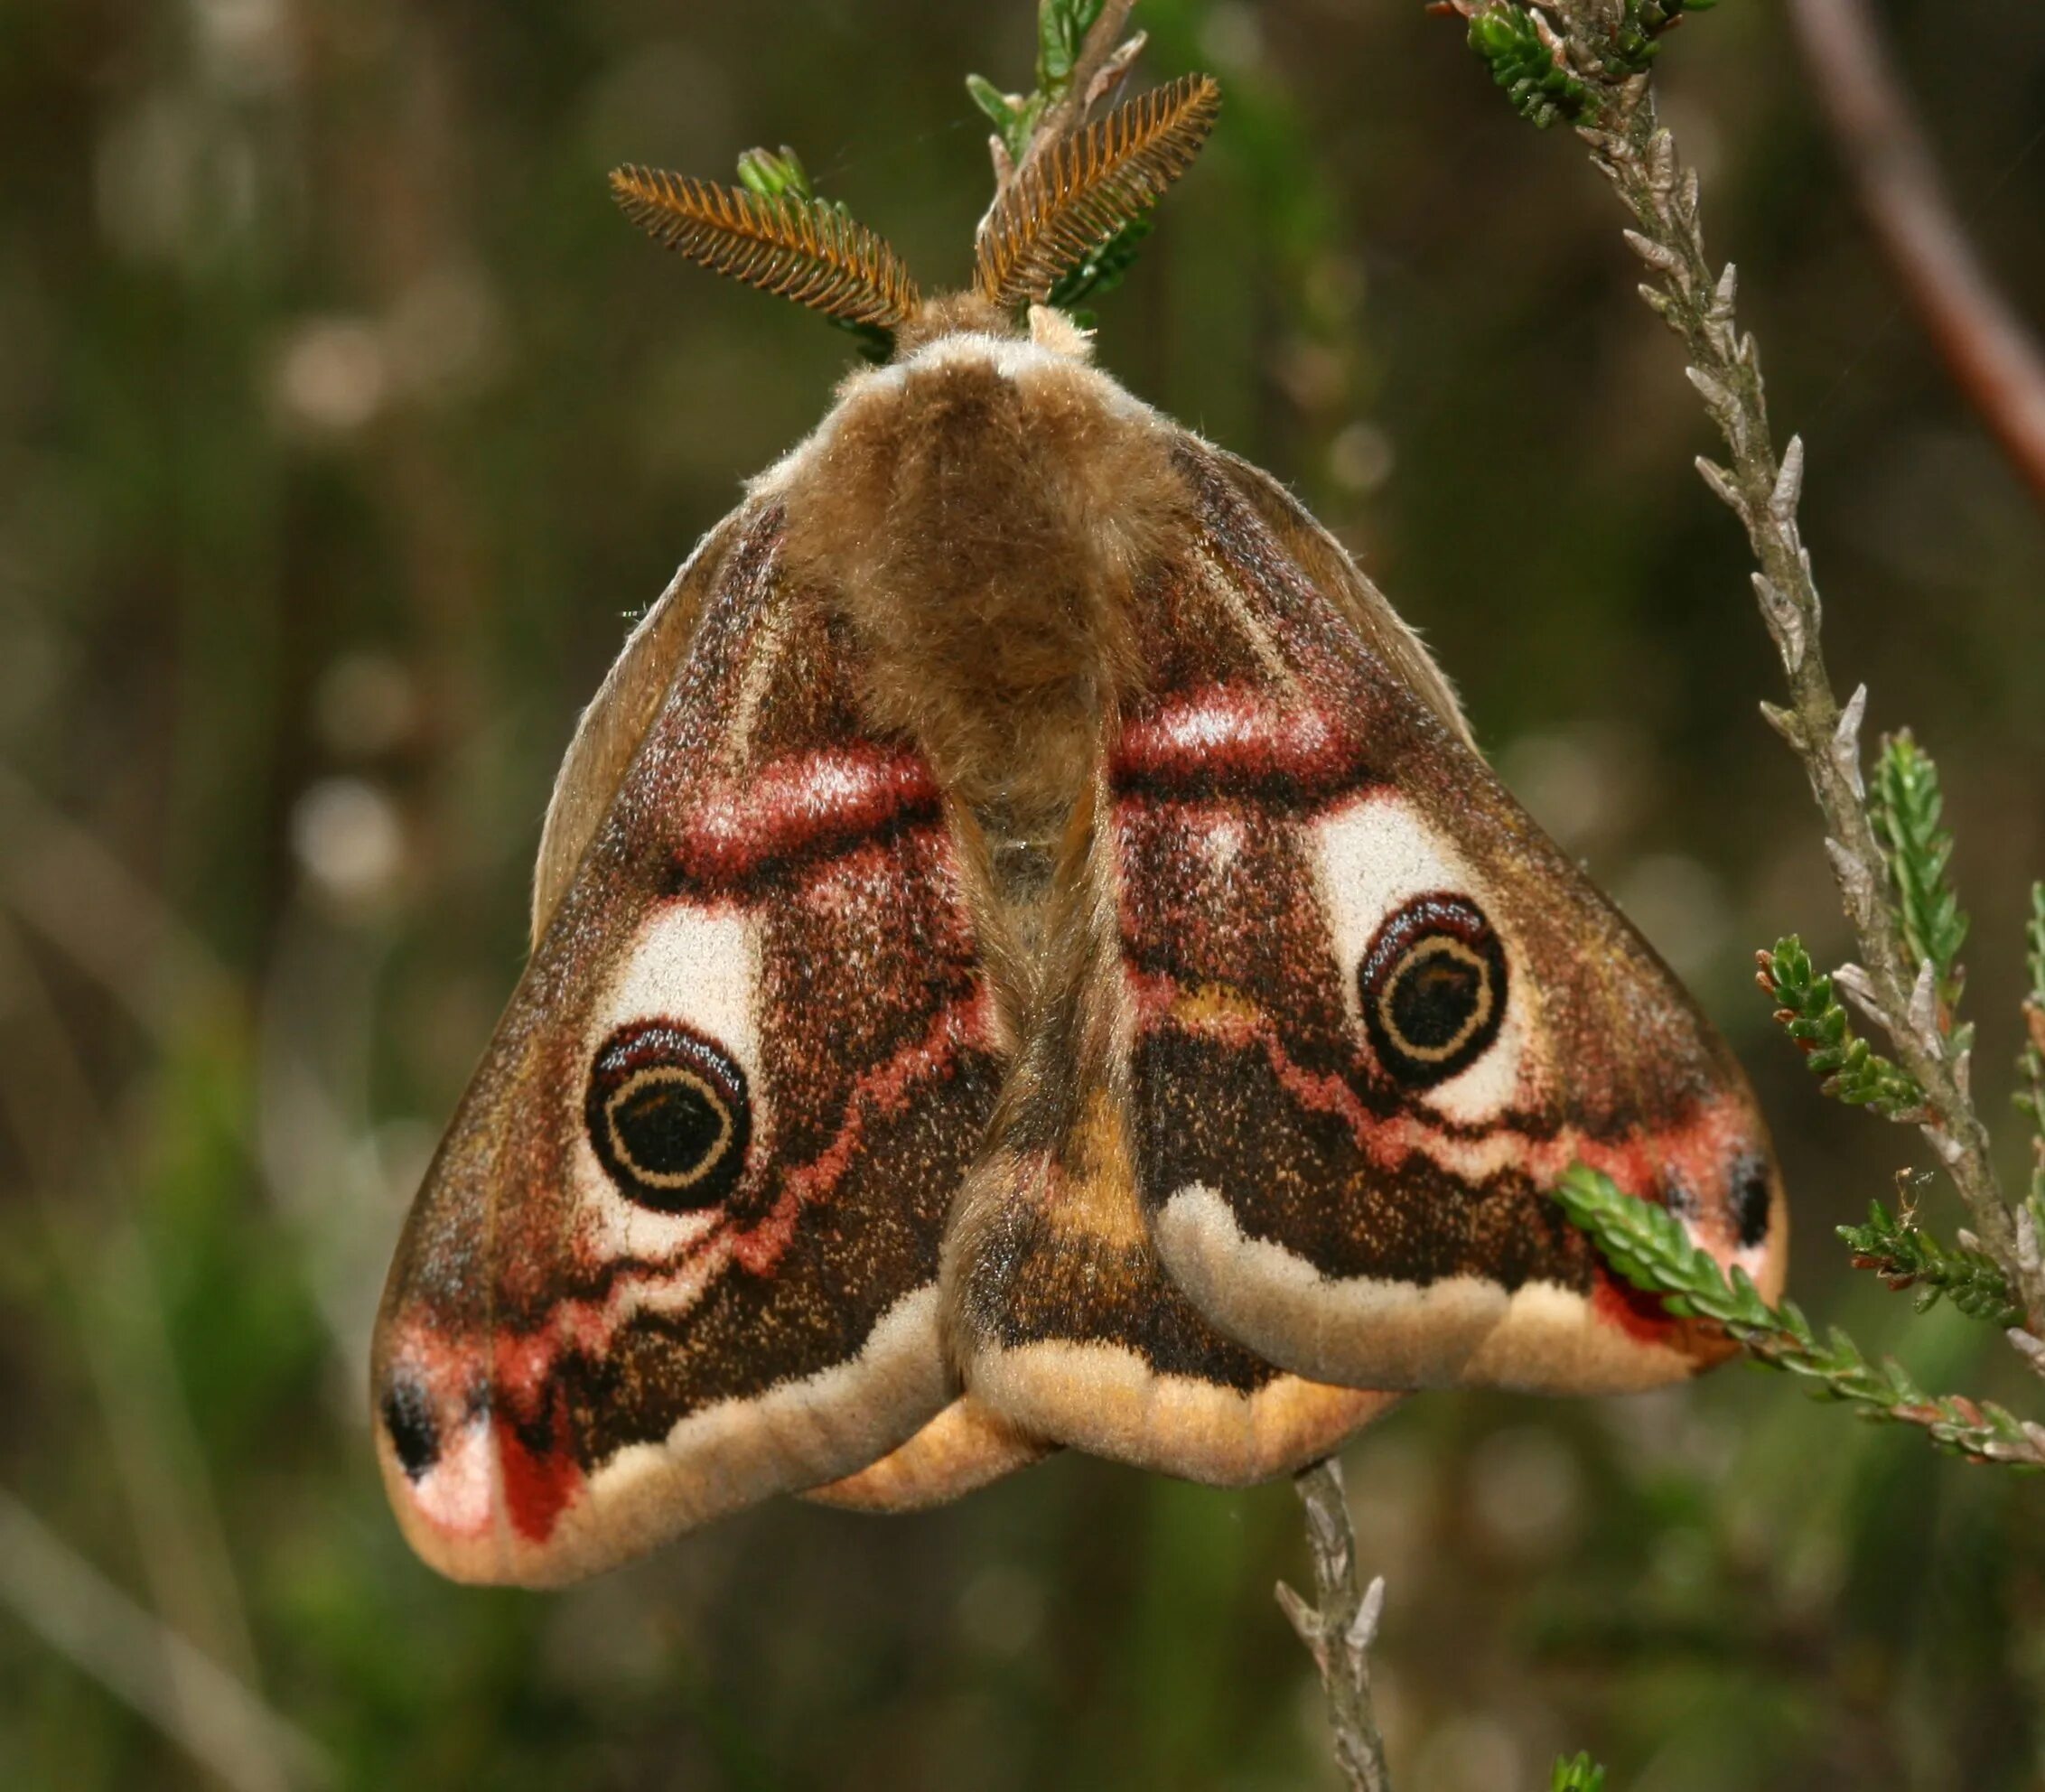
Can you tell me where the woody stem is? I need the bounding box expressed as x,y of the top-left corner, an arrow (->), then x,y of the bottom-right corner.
1277,1459 -> 1393,1792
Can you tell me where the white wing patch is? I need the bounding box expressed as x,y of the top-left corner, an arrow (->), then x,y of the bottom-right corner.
1153,1183 -> 1693,1395
1307,791 -> 1536,1126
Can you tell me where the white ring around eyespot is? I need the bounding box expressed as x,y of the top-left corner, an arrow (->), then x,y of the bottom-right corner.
1373,934 -> 1498,1066
602,1062 -> 738,1191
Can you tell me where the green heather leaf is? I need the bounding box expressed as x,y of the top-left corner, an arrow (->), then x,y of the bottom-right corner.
1554,1165 -> 2040,1470
1760,937 -> 1924,1116
967,72 -> 1042,162
1466,0 -> 1718,121
1836,1198 -> 2022,1327
735,145 -> 815,202
1871,731 -> 1969,1015
1468,6 -> 1593,128
1038,0 -> 1107,98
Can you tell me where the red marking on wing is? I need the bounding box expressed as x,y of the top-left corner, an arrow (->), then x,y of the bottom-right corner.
1592,1265 -> 1686,1345
1111,686 -> 1368,798
1126,971 -> 1744,1196
675,748 -> 941,887
733,982 -> 1001,1274
472,987 -> 990,1367
497,1407 -> 583,1544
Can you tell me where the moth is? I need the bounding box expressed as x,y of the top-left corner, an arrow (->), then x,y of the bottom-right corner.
373,70 -> 1787,1586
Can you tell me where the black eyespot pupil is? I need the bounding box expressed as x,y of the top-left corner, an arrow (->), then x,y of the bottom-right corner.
1388,948 -> 1485,1050
1357,893 -> 1509,1090
585,1022 -> 751,1212
611,1075 -> 725,1181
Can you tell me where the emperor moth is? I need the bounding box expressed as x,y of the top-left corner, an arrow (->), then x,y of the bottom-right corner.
372,69 -> 1785,1586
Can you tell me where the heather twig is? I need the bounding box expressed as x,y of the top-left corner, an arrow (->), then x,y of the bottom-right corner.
1838,1195 -> 2022,1329
1275,1461 -> 1393,1792
1785,0 -> 2045,511
1555,1167 -> 2045,1468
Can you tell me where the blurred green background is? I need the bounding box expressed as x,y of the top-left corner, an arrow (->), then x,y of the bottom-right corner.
4,1 -> 2043,1787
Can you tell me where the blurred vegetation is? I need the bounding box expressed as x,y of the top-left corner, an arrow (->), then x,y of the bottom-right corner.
2,1 -> 2043,1788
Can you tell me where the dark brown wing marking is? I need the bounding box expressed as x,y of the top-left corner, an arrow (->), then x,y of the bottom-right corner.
373,508 -> 1006,1584
1118,443 -> 1785,1395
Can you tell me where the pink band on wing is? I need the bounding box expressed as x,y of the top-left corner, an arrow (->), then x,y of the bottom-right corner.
673,746 -> 943,885
1111,685 -> 1367,798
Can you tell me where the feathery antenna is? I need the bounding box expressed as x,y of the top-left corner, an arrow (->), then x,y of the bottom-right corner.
610,168 -> 921,329
974,73 -> 1220,311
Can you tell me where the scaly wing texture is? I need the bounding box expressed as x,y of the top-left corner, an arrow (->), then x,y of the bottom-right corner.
372,507 -> 1005,1584
1116,441 -> 1787,1395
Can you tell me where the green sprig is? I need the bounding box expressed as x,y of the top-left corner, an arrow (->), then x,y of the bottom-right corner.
967,74 -> 1046,166
1464,0 -> 1715,126
1467,6 -> 1593,129
1610,0 -> 1716,77
1551,1753 -> 1608,1792
1759,937 -> 1925,1117
1837,1198 -> 2022,1328
1552,1166 -> 2044,1467
1038,0 -> 1108,97
967,0 -> 1166,317
735,145 -> 815,203
1871,731 -> 1970,1020
968,0 -> 1107,164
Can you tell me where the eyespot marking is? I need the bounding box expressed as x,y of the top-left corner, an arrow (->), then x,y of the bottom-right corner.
1357,893 -> 1508,1088
585,1021 -> 751,1210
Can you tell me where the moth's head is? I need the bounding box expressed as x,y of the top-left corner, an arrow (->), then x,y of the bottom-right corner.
608,73 -> 1219,364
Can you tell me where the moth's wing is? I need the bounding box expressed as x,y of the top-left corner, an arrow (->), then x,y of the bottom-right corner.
1119,441 -> 1786,1394
372,506 -> 1008,1585
1209,448 -> 1472,748
531,509 -> 750,941
801,1395 -> 1051,1513
943,790 -> 1398,1485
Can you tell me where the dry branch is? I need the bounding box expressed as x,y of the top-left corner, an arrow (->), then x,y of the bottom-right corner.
1277,1461 -> 1394,1792
1787,0 -> 2045,509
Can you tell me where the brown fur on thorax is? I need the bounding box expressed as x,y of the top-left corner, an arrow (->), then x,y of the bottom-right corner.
778,328 -> 1191,845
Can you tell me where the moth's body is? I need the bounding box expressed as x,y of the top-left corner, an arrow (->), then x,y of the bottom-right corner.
375,77 -> 1786,1587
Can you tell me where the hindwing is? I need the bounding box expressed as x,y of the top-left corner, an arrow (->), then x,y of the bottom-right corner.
942,783 -> 1397,1484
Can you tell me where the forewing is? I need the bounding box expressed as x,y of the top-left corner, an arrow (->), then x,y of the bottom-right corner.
530,509 -> 750,941
373,507 -> 1006,1583
1119,443 -> 1786,1395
